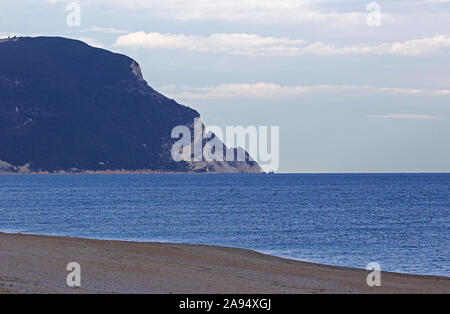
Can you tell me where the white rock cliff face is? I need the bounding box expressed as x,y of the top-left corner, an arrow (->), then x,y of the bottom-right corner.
0,160 -> 31,174
188,160 -> 262,174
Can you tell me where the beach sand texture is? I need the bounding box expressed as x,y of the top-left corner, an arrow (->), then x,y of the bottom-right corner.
0,233 -> 448,294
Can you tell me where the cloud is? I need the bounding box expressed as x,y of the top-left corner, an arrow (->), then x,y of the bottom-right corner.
160,83 -> 450,101
114,32 -> 307,56
47,0 -> 367,25
76,37 -> 105,48
85,26 -> 129,34
115,32 -> 450,56
0,32 -> 19,38
45,0 -> 450,31
367,114 -> 444,121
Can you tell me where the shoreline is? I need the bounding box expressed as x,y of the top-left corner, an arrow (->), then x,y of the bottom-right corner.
1,231 -> 446,278
0,233 -> 448,294
0,171 -> 265,175
1,172 -> 449,176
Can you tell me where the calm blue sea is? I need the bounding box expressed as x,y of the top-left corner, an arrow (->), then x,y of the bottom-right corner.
0,174 -> 448,277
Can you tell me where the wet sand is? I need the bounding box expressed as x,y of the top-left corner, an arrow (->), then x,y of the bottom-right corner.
0,233 -> 448,294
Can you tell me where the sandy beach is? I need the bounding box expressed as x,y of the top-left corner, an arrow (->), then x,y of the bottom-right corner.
0,233 -> 448,294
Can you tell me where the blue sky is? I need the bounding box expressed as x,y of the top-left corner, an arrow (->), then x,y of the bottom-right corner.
1,0 -> 449,172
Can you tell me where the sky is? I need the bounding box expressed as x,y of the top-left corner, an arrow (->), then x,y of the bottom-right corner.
1,0 -> 449,173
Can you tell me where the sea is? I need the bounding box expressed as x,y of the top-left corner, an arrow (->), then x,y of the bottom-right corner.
0,173 -> 448,277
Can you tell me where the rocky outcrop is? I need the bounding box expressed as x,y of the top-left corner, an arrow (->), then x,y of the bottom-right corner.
0,36 -> 262,174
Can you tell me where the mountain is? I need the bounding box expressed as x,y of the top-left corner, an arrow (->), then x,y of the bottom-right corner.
0,36 -> 262,174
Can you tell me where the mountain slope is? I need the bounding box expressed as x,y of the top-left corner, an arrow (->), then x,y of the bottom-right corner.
0,37 -> 261,174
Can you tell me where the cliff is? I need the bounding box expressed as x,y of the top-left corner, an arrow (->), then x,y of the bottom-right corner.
0,37 -> 261,174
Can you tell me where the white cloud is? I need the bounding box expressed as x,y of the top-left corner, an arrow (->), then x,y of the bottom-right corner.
47,0 -> 367,25
85,26 -> 128,34
115,32 -> 450,56
367,114 -> 444,120
76,37 -> 105,48
45,0 -> 450,32
160,83 -> 450,101
0,32 -> 19,38
114,32 -> 307,56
